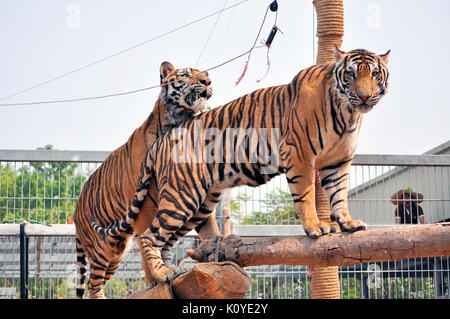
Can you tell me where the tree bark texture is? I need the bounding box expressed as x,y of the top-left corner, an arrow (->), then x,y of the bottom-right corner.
127,261 -> 250,299
187,223 -> 450,267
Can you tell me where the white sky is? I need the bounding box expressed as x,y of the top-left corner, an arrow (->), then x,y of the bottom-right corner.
0,0 -> 449,155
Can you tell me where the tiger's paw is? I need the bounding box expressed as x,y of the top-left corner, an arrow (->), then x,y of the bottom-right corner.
151,265 -> 178,283
334,217 -> 367,233
303,221 -> 333,239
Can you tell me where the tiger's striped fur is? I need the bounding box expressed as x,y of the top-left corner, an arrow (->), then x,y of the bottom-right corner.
92,47 -> 390,283
73,62 -> 217,298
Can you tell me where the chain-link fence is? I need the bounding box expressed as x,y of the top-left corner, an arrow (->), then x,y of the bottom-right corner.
1,148 -> 449,299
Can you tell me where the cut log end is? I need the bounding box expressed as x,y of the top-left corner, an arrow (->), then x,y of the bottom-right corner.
126,261 -> 250,299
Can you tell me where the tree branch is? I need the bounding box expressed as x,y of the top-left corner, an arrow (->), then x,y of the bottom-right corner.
187,223 -> 450,267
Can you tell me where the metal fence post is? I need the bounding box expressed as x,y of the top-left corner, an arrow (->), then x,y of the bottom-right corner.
215,190 -> 231,236
19,223 -> 29,299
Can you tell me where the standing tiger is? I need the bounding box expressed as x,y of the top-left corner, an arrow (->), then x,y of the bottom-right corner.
73,61 -> 218,299
92,47 -> 390,283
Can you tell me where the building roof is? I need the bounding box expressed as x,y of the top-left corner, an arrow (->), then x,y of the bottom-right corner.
349,140 -> 450,197
424,140 -> 450,155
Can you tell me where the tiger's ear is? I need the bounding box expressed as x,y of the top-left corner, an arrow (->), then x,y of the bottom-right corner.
379,50 -> 390,64
333,45 -> 345,62
160,61 -> 175,83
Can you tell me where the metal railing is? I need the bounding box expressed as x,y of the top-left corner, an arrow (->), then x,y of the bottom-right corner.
0,149 -> 449,299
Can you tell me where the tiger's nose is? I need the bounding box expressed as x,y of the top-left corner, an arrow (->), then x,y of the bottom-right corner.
199,79 -> 211,86
359,95 -> 370,102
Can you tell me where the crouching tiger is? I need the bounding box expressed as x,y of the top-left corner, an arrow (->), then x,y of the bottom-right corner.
91,47 -> 390,283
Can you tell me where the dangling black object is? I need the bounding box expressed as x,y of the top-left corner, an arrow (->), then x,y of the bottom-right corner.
269,0 -> 278,12
265,26 -> 279,48
236,0 -> 280,86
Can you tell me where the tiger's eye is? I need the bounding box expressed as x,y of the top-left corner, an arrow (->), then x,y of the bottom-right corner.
347,70 -> 355,78
372,70 -> 379,77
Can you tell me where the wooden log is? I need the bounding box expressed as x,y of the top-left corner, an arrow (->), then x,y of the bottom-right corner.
127,261 -> 250,299
127,280 -> 173,299
186,223 -> 450,267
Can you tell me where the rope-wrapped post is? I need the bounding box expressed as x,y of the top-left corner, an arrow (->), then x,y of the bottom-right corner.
313,0 -> 344,65
311,0 -> 344,299
310,172 -> 341,299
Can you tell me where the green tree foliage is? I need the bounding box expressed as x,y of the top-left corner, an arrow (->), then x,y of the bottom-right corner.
231,188 -> 300,225
0,145 -> 88,224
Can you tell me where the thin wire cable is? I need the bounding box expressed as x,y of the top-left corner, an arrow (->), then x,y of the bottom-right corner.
203,45 -> 265,73
0,45 -> 266,107
0,1 -> 275,108
0,0 -> 250,103
195,0 -> 229,67
235,3 -> 272,85
0,85 -> 160,107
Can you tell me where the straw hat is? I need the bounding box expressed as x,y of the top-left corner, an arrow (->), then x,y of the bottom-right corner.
391,188 -> 424,205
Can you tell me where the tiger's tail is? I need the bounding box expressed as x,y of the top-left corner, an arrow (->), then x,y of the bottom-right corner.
90,154 -> 153,237
75,235 -> 87,299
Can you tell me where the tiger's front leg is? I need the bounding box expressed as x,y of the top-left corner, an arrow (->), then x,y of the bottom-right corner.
318,160 -> 367,233
137,197 -> 195,282
286,164 -> 332,238
160,192 -> 222,267
138,228 -> 178,283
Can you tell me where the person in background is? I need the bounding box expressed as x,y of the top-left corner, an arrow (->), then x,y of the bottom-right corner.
391,188 -> 425,224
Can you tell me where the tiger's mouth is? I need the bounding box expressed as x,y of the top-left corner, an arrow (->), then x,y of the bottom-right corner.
183,86 -> 213,112
356,102 -> 373,113
355,95 -> 381,113
347,93 -> 377,114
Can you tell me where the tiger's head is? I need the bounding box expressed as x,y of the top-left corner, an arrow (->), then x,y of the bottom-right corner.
333,47 -> 390,113
159,61 -> 213,116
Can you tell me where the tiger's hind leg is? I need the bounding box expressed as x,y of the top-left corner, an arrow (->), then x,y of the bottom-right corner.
136,235 -> 155,286
84,242 -> 116,299
104,260 -> 121,284
87,260 -> 108,299
87,235 -> 132,298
